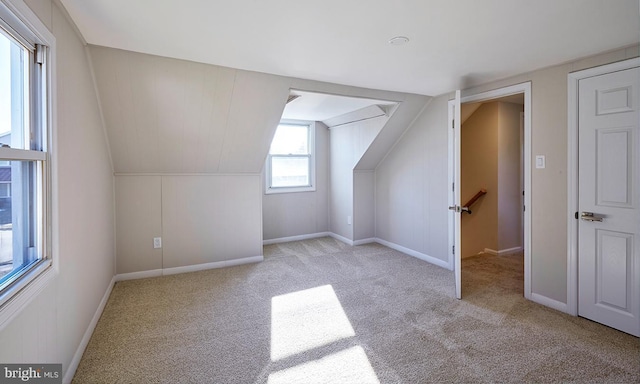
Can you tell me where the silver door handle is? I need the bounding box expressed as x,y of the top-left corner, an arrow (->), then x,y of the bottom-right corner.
581,212 -> 603,222
448,205 -> 470,213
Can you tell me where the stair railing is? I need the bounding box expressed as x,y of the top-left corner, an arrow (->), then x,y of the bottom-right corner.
462,189 -> 487,214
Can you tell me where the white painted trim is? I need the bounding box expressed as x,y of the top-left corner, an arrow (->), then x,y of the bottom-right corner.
263,232 -> 331,245
64,276 -> 116,384
447,99 -> 455,270
0,0 -> 58,331
114,269 -> 163,282
530,292 -> 569,314
375,238 -> 452,270
329,232 -> 354,246
0,265 -> 55,330
453,82 -> 532,300
566,57 -> 640,316
114,172 -> 262,177
353,237 -> 376,246
115,256 -> 264,281
163,256 -> 263,276
483,247 -> 523,256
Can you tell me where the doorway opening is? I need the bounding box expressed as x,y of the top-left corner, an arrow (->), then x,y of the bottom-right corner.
448,82 -> 532,300
460,94 -> 525,298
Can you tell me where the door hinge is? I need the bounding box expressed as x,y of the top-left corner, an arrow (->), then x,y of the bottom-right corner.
452,119 -> 455,129
574,211 -> 578,220
452,245 -> 455,254
452,182 -> 455,192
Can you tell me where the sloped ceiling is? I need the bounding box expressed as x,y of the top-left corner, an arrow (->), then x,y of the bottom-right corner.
89,46 -> 430,174
62,0 -> 639,96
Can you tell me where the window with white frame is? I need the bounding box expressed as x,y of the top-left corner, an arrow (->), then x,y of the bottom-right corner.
0,0 -> 53,312
266,121 -> 315,194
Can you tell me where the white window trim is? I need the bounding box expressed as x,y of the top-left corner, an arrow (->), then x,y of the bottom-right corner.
265,120 -> 316,194
0,0 -> 57,330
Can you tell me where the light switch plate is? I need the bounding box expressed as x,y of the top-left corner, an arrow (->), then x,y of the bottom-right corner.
535,155 -> 546,169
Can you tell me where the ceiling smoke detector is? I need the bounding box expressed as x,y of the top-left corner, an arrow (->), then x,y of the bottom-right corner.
388,36 -> 410,46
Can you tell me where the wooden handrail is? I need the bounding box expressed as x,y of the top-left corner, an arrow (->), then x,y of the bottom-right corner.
463,189 -> 487,214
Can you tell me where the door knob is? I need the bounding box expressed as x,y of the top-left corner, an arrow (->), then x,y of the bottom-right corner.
581,212 -> 603,222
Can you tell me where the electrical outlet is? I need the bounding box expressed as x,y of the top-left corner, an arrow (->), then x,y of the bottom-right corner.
153,237 -> 162,249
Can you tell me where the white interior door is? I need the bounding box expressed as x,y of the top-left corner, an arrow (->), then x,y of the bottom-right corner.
578,66 -> 640,336
452,90 -> 461,299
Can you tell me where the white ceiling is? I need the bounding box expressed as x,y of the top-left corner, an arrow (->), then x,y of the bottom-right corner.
281,91 -> 397,121
59,0 -> 639,96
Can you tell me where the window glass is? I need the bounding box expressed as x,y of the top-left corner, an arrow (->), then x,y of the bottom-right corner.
0,29 -> 29,150
270,124 -> 309,155
271,157 -> 310,187
266,122 -> 314,193
0,161 -> 41,283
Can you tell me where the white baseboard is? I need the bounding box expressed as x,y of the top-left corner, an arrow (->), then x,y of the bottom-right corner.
114,269 -> 163,282
64,276 -> 116,384
264,232 -> 376,247
353,237 -> 376,246
483,246 -> 523,256
530,292 -> 569,314
263,232 -> 330,245
116,256 -> 264,281
329,232 -> 354,246
162,256 -> 263,276
374,238 -> 452,271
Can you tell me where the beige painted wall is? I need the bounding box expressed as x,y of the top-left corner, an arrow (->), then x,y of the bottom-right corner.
461,103 -> 499,257
0,0 -> 115,379
497,102 -> 524,251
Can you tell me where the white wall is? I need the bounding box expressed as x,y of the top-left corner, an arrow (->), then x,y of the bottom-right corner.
375,95 -> 450,263
376,46 -> 639,305
116,174 -> 262,274
0,0 -> 115,379
354,170 -> 375,241
162,175 -> 262,268
262,122 -> 329,241
330,115 -> 387,241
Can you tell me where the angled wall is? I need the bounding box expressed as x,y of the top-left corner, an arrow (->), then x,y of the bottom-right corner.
90,46 -> 430,272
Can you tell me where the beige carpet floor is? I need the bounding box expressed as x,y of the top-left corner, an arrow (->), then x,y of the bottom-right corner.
73,238 -> 640,383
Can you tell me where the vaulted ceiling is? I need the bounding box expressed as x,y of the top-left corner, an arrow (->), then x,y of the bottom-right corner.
60,0 -> 639,96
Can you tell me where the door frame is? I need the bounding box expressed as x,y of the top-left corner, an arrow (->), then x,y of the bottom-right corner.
448,82 -> 532,299
567,57 -> 640,316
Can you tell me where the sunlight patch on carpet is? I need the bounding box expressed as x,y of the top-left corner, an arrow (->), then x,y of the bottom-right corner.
267,346 -> 380,384
271,285 -> 355,361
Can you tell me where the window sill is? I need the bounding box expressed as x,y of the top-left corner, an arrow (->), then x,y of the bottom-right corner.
265,186 -> 317,195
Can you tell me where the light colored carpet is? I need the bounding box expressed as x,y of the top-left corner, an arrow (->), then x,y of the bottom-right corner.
73,238 -> 640,383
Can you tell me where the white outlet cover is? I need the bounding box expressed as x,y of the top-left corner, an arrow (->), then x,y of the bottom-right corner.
153,237 -> 162,249
535,155 -> 545,169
